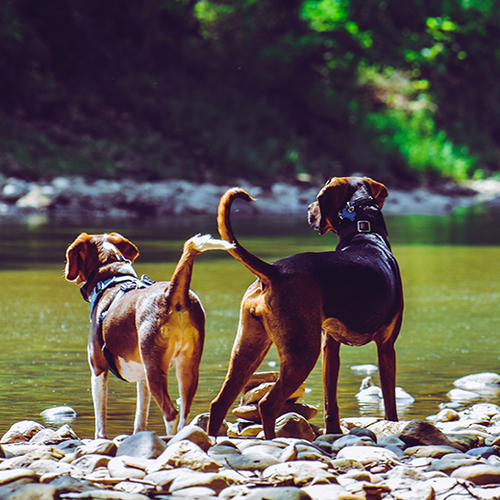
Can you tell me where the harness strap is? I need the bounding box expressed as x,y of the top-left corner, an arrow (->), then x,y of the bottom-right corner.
80,274 -> 156,382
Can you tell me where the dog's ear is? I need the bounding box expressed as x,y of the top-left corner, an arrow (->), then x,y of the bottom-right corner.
65,233 -> 91,283
106,233 -> 140,262
363,178 -> 389,209
313,177 -> 351,234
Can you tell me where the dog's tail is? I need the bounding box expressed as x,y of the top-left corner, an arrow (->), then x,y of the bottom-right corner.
218,188 -> 277,285
168,234 -> 234,308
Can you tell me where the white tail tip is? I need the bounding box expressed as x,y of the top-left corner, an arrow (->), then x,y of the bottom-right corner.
190,234 -> 235,252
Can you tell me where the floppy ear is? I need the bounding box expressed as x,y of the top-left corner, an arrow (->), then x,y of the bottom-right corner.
106,233 -> 140,262
364,178 -> 388,209
314,177 -> 351,234
65,233 -> 90,283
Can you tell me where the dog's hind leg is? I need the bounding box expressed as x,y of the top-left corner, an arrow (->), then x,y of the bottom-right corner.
322,333 -> 342,434
258,331 -> 321,439
209,305 -> 272,436
175,342 -> 203,432
134,379 -> 151,433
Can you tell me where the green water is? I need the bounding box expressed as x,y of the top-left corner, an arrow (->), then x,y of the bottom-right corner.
1,208 -> 500,438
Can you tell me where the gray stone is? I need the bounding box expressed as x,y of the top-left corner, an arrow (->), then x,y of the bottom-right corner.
71,453 -> 111,475
404,445 -> 460,458
107,456 -> 148,479
190,413 -> 228,436
262,460 -> 337,486
169,471 -> 233,494
224,445 -> 282,471
451,464 -> 500,485
0,468 -> 38,485
331,434 -> 375,452
167,425 -> 212,452
149,440 -> 219,472
1,421 -> 44,444
1,483 -> 57,500
116,431 -> 166,459
429,455 -> 483,473
399,420 -> 464,450
275,413 -> 316,441
336,445 -> 399,467
302,483 -> 358,500
237,486 -> 312,500
76,438 -> 117,458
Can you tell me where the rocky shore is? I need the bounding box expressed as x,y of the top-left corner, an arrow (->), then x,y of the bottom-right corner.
3,404 -> 500,500
1,175 -> 500,220
3,372 -> 500,499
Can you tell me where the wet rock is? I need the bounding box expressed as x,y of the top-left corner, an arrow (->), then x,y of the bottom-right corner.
331,434 -> 375,452
107,456 -> 148,479
190,413 -> 229,436
1,421 -> 44,444
116,431 -> 166,459
451,463 -> 500,485
40,406 -> 77,425
223,445 -> 282,471
428,454 -> 484,473
76,438 -> 117,458
169,470 -> 233,494
404,445 -> 459,459
348,426 -> 377,443
467,446 -> 500,459
1,482 -> 57,499
399,420 -> 464,450
336,445 -> 399,468
235,486 -> 312,500
241,381 -> 306,406
262,460 -> 337,486
167,425 -> 212,452
149,440 -> 219,472
275,413 -> 316,441
436,408 -> 461,423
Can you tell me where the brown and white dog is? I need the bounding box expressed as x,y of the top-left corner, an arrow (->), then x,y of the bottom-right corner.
65,232 -> 233,438
208,177 -> 404,438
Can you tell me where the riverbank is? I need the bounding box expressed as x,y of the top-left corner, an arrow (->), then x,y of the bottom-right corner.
0,175 -> 499,221
2,403 -> 500,499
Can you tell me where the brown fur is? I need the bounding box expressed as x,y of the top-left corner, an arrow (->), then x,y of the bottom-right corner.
208,177 -> 403,438
66,232 -> 230,438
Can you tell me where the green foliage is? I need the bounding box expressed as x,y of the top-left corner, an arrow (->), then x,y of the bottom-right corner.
0,0 -> 498,184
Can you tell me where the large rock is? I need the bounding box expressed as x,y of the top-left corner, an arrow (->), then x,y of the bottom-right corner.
148,440 -> 219,473
116,431 -> 166,459
1,421 -> 44,444
262,460 -> 337,486
275,413 -> 316,441
399,420 -> 464,450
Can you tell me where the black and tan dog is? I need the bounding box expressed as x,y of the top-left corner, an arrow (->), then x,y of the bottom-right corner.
208,177 -> 403,438
65,232 -> 232,438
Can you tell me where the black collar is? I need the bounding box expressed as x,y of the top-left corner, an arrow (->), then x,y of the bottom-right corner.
337,198 -> 388,241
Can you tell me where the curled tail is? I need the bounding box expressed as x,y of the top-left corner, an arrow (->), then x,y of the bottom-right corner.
168,234 -> 234,308
218,188 -> 276,284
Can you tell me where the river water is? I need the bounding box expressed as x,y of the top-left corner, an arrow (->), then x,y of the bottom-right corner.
1,205 -> 500,439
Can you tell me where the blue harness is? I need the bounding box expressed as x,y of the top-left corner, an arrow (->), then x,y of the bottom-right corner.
81,273 -> 155,381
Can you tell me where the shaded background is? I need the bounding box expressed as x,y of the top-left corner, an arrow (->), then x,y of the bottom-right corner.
0,0 -> 498,186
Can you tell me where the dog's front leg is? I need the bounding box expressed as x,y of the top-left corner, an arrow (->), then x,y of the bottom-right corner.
377,339 -> 398,422
91,370 -> 109,439
134,379 -> 150,433
322,333 -> 342,434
